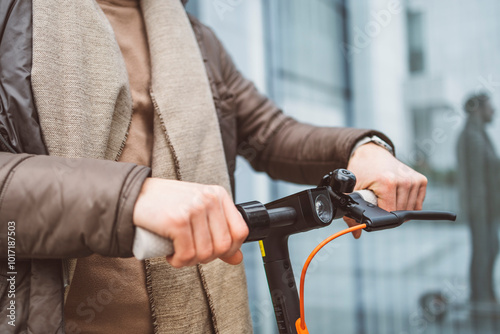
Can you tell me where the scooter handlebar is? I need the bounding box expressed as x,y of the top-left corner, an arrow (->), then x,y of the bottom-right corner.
132,188 -> 456,260
132,190 -> 377,260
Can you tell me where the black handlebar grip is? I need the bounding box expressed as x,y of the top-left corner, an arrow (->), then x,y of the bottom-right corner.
237,201 -> 271,242
237,202 -> 297,242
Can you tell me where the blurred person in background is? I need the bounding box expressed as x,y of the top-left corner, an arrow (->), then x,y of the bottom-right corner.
457,92 -> 500,306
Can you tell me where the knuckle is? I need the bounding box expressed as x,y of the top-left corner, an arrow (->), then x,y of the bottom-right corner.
381,179 -> 396,192
209,185 -> 227,199
401,178 -> 413,189
381,173 -> 396,187
192,203 -> 206,215
190,202 -> 206,216
212,185 -> 225,195
202,191 -> 218,208
170,214 -> 188,230
386,177 -> 397,188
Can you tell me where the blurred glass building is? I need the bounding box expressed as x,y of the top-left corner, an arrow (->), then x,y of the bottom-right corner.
186,1 -> 500,333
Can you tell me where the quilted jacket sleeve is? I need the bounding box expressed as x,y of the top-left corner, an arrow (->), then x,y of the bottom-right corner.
0,152 -> 150,259
198,22 -> 394,186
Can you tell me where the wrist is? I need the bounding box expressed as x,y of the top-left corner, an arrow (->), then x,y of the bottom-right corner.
349,142 -> 394,163
133,177 -> 154,228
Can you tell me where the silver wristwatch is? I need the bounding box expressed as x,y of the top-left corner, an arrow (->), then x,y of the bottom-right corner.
351,135 -> 394,156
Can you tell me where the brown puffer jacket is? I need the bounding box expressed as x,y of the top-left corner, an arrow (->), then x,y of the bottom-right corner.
0,1 -> 393,333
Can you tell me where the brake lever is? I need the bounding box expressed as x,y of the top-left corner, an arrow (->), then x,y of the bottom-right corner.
344,192 -> 457,232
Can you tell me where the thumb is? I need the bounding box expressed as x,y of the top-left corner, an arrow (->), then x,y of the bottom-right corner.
220,249 -> 244,265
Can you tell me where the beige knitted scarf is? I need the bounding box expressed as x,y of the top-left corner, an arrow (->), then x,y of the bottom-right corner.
30,0 -> 252,333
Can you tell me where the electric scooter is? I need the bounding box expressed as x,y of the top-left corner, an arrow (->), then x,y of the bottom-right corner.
144,169 -> 457,334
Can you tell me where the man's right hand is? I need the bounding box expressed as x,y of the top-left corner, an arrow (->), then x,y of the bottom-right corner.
133,178 -> 249,268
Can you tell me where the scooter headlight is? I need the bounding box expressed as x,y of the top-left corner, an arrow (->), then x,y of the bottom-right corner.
314,193 -> 333,224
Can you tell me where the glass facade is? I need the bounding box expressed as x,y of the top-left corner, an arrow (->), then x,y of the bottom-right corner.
187,0 -> 500,333
263,0 -> 351,201
407,11 -> 425,74
263,0 -> 348,123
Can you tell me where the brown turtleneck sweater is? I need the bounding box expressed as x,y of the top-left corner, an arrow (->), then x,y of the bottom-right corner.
64,1 -> 154,333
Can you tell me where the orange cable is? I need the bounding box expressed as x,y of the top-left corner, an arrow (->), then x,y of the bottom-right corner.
296,223 -> 367,333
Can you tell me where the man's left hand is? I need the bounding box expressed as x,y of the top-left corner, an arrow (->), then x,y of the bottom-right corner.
345,143 -> 428,238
